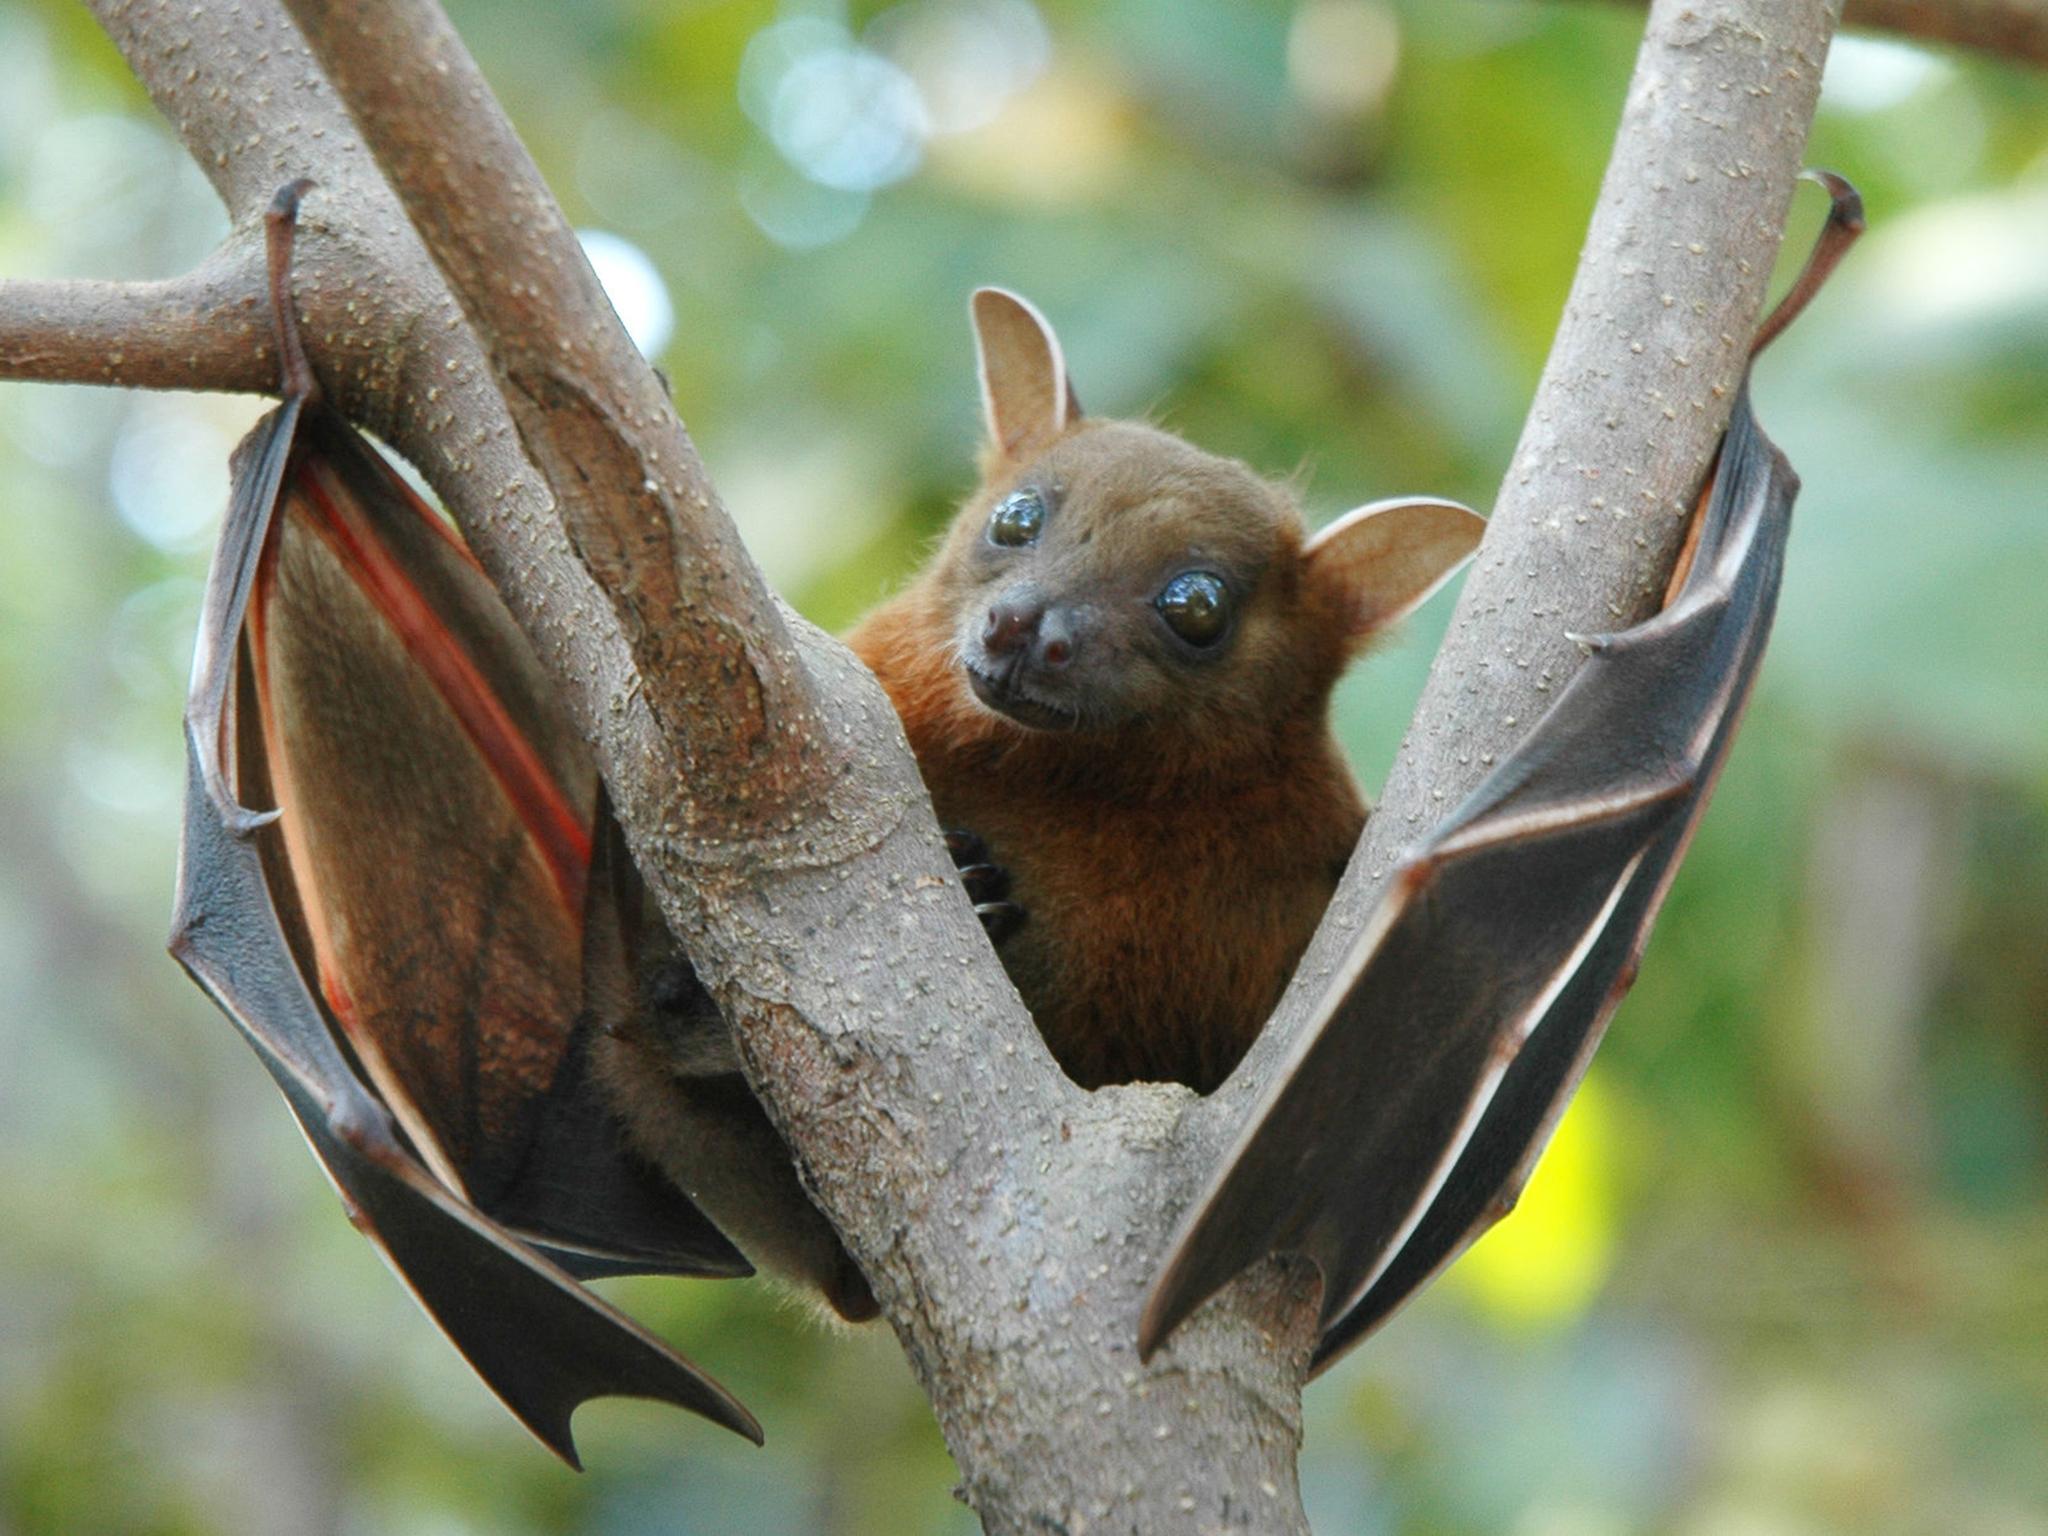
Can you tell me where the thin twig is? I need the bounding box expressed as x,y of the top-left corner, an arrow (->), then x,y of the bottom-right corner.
0,240 -> 273,394
1597,0 -> 2048,66
1844,0 -> 2048,63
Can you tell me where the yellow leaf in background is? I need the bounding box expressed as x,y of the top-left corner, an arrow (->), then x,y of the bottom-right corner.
1445,1072 -> 1620,1332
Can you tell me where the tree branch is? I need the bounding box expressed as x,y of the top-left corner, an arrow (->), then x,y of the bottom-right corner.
60,1 -> 1323,1528
1601,0 -> 2048,67
1844,0 -> 2048,60
0,239 -> 276,392
1220,0 -> 1841,1120
0,0 -> 1843,1529
277,0 -> 818,814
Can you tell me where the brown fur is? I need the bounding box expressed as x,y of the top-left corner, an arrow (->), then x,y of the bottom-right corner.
594,1012 -> 878,1319
848,419 -> 1373,1091
596,294 -> 1473,1307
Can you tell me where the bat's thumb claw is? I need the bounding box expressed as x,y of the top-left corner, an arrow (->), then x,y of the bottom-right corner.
223,803 -> 283,837
1798,168 -> 1866,231
267,177 -> 316,223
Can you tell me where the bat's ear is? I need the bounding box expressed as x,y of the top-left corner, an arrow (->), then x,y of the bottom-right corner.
972,286 -> 1082,462
1303,496 -> 1485,643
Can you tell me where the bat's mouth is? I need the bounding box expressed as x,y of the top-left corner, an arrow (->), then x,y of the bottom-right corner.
964,661 -> 1080,732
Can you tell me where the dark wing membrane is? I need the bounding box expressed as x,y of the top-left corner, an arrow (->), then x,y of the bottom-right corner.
1140,379 -> 1797,1361
1142,170 -> 1861,1365
1310,384 -> 1794,1368
489,795 -> 746,1275
246,412 -> 740,1275
172,401 -> 759,1463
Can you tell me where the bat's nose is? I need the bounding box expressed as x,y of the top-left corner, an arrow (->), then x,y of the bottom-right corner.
983,594 -> 1075,671
982,595 -> 1041,657
1035,606 -> 1074,669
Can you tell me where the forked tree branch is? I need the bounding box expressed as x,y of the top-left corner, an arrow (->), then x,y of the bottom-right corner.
0,0 -> 1839,1529
13,4 -> 1307,1528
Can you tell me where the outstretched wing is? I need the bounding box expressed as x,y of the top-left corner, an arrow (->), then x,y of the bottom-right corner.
170,182 -> 758,1464
1140,174 -> 1864,1366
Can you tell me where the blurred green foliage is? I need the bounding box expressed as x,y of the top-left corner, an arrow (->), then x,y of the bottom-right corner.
1,0 -> 2044,1532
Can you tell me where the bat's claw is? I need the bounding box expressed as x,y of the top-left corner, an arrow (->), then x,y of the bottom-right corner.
945,829 -> 1026,942
192,733 -> 283,838
974,900 -> 1026,943
956,861 -> 1011,905
943,828 -> 989,866
223,802 -> 283,837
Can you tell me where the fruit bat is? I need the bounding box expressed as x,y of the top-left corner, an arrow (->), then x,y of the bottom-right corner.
170,180 -> 762,1465
174,162 -> 1858,1462
1139,172 -> 1865,1367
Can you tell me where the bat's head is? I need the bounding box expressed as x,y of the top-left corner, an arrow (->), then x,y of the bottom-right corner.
922,287 -> 1485,743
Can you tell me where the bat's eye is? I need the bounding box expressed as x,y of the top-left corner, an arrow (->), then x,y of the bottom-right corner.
988,489 -> 1045,548
1156,571 -> 1230,647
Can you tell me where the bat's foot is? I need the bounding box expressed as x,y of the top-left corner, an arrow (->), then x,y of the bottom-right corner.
828,1254 -> 880,1323
945,829 -> 1025,943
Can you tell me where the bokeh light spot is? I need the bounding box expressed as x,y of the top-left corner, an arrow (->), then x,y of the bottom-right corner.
577,229 -> 676,359
1287,0 -> 1400,119
1447,1073 -> 1620,1331
770,45 -> 928,192
1822,34 -> 1948,115
871,0 -> 1051,135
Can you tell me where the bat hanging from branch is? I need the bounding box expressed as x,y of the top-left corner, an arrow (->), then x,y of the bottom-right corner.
170,164 -> 1858,1463
170,180 -> 762,1466
1140,172 -> 1865,1368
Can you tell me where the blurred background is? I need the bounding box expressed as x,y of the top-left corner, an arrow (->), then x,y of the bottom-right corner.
1,0 -> 2044,1531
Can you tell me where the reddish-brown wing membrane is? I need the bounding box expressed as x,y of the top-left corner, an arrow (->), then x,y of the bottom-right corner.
1141,174 -> 1864,1367
171,180 -> 759,1464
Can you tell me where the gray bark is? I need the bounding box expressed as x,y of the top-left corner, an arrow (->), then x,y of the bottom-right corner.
0,0 -> 1840,1528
